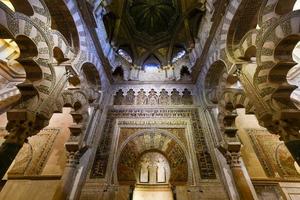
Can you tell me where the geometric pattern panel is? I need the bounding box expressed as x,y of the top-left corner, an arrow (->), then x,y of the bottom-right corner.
0,128 -> 59,176
247,129 -> 300,178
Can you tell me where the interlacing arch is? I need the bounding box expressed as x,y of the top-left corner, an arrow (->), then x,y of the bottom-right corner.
0,0 -> 104,179
254,10 -> 300,134
208,0 -> 300,138
217,89 -> 255,134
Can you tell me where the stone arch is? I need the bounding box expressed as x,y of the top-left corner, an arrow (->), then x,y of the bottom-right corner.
1,0 -> 34,16
258,0 -> 299,25
217,89 -> 255,135
0,25 -> 43,99
53,47 -> 69,64
234,30 -> 258,60
14,35 -> 41,83
275,0 -> 297,15
51,31 -> 76,60
226,0 -> 263,60
81,62 -> 101,90
0,7 -> 55,92
204,60 -> 228,104
64,0 -> 87,51
43,0 -> 79,49
80,62 -> 101,103
61,90 -> 89,117
114,129 -> 192,185
255,12 -> 300,115
218,0 -> 242,54
112,66 -> 124,81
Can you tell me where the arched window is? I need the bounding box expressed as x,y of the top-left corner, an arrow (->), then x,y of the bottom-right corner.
172,49 -> 186,63
117,49 -> 133,63
294,0 -> 300,11
143,54 -> 161,70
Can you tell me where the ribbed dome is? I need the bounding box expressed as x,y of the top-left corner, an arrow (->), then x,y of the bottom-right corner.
129,0 -> 177,35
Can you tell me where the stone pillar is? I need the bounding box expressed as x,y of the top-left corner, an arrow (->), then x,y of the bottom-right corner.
226,150 -> 255,200
53,127 -> 86,200
54,150 -> 81,200
220,108 -> 256,200
0,110 -> 46,179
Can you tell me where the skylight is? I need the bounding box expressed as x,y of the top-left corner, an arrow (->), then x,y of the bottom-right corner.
172,50 -> 186,63
144,63 -> 160,69
294,0 -> 300,11
117,49 -> 132,63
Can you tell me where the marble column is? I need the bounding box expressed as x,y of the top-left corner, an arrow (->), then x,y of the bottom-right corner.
54,151 -> 81,200
226,151 -> 255,200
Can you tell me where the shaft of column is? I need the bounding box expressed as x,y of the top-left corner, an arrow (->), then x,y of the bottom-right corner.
226,150 -> 256,200
231,166 -> 255,200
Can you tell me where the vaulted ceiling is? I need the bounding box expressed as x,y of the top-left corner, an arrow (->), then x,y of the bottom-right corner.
103,0 -> 205,67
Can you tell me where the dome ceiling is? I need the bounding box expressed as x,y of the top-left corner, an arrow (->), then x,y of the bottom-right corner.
128,0 -> 179,38
103,0 -> 205,81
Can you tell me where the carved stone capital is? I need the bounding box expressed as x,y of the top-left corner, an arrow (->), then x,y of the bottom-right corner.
66,151 -> 81,168
218,142 -> 241,168
226,151 -> 241,168
5,110 -> 48,145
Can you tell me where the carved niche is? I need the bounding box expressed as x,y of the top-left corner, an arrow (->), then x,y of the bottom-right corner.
124,89 -> 135,105
159,89 -> 169,105
136,89 -> 148,105
90,108 -> 216,180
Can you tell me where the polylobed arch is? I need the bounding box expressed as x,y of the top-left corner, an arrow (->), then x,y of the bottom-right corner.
0,26 -> 41,84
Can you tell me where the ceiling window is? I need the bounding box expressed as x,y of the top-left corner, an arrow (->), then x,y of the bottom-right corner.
172,49 -> 186,63
117,49 -> 133,63
294,0 -> 300,11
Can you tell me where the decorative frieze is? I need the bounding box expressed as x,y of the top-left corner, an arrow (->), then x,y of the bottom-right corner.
113,88 -> 193,105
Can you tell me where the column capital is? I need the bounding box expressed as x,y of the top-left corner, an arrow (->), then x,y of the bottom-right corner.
225,151 -> 241,168
5,110 -> 48,145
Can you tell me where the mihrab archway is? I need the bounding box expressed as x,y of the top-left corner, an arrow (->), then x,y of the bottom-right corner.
114,129 -> 191,186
